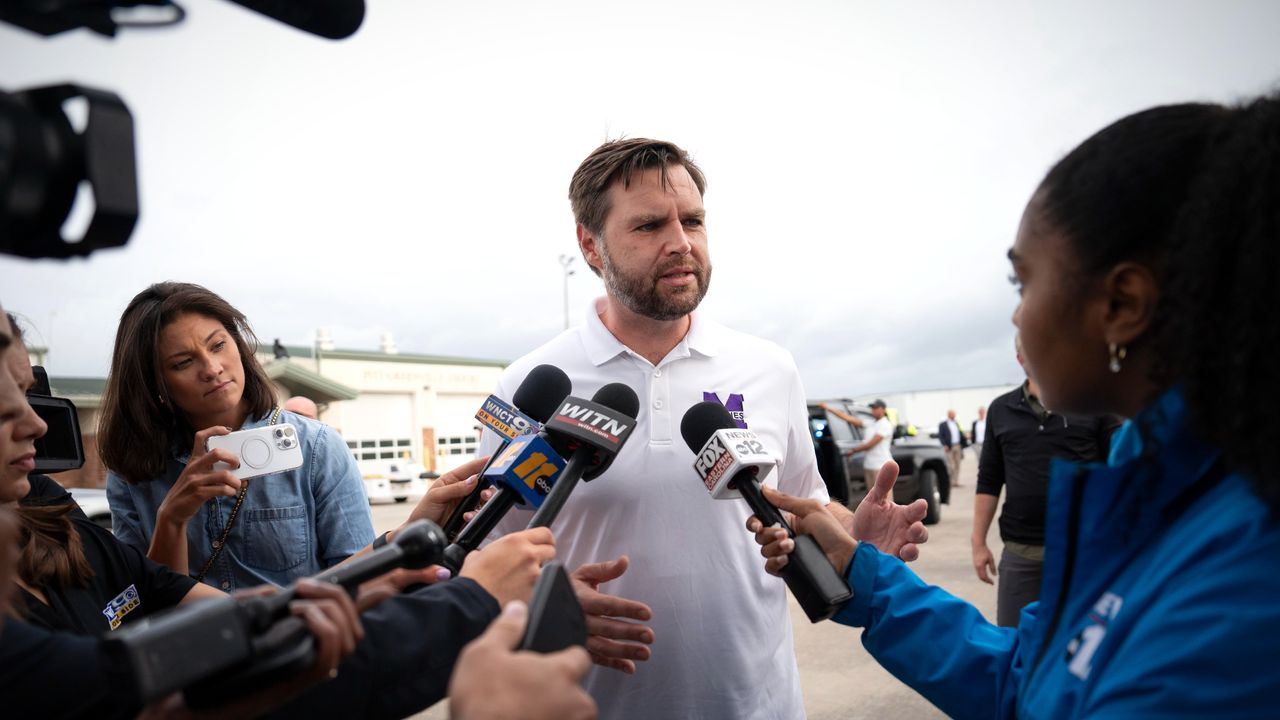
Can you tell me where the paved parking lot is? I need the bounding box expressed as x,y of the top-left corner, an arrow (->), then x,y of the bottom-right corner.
372,453 -> 998,719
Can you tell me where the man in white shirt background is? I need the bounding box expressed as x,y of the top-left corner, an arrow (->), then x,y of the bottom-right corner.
971,405 -> 987,459
480,138 -> 929,719
848,399 -> 896,487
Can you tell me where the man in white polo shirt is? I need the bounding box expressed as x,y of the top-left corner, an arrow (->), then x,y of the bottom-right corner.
482,138 -> 929,719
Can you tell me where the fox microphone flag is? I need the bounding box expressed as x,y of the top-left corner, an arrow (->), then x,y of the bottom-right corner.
681,401 -> 853,622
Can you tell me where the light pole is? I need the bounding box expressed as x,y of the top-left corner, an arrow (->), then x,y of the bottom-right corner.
558,254 -> 576,330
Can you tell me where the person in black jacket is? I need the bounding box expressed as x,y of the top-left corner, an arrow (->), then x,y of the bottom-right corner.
938,409 -> 970,487
970,335 -> 1120,626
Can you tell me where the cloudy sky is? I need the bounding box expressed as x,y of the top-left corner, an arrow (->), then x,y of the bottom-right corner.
3,0 -> 1278,397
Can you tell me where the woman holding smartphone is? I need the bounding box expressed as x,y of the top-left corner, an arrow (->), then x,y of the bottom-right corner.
102,282 -> 377,590
748,94 -> 1280,717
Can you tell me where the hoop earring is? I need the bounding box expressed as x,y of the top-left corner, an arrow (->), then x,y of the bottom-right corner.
1108,343 -> 1127,374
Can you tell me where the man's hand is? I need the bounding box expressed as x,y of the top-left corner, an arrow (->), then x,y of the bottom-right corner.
747,488 -> 858,577
972,542 -> 997,585
569,557 -> 654,674
848,461 -> 929,562
460,528 -> 557,607
450,601 -> 596,720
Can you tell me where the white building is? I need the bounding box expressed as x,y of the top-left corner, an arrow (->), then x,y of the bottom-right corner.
265,343 -> 507,475
854,383 -> 1021,436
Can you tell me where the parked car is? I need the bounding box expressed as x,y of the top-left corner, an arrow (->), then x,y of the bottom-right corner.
68,486 -> 113,531
362,459 -> 433,504
809,399 -> 949,524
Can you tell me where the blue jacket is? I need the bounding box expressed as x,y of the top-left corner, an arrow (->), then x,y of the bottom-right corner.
836,390 -> 1280,718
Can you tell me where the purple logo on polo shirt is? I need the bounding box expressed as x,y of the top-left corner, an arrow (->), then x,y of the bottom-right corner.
702,392 -> 748,429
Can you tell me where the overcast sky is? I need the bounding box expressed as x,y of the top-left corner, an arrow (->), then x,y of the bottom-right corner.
3,0 -> 1278,397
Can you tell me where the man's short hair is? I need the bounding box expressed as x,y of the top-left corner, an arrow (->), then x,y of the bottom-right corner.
569,138 -> 706,276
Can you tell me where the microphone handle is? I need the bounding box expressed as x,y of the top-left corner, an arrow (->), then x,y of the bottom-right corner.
735,474 -> 853,623
441,438 -> 510,541
526,446 -> 592,529
732,470 -> 795,537
440,487 -> 520,573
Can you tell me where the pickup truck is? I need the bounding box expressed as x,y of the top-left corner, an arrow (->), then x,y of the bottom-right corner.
809,399 -> 949,525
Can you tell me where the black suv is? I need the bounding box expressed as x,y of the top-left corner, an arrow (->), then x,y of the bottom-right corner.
809,399 -> 949,525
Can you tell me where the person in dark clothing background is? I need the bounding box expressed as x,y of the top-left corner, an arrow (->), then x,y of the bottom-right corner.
971,334 -> 1121,627
938,409 -> 969,487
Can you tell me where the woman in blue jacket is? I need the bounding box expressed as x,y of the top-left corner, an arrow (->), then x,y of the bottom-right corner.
750,94 -> 1280,717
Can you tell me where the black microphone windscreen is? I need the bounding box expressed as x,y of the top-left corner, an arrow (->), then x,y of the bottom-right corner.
223,0 -> 364,39
680,401 -> 739,453
591,382 -> 640,418
513,365 -> 573,423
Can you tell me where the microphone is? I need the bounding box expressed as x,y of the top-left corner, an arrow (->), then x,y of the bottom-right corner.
223,0 -> 366,40
108,520 -> 446,705
441,364 -> 572,541
439,383 -> 639,572
526,383 -> 639,529
680,402 -> 853,623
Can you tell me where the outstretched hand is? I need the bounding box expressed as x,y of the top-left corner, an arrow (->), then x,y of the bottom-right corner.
570,557 -> 654,674
849,461 -> 929,561
747,488 -> 858,576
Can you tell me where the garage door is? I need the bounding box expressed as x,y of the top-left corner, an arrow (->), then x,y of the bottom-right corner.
340,392 -> 415,462
433,393 -> 488,471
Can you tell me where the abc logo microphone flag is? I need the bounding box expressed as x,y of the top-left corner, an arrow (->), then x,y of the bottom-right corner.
692,428 -> 776,499
483,434 -> 567,507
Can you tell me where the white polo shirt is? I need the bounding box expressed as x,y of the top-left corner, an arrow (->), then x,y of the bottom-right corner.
484,297 -> 828,720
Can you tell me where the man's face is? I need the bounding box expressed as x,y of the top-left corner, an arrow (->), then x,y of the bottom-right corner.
582,165 -> 711,321
947,410 -> 956,421
871,406 -> 886,420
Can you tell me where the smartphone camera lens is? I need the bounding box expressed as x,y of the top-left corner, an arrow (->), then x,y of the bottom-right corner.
274,429 -> 284,438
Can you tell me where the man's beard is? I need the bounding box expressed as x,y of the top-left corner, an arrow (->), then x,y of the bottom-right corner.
599,243 -> 712,321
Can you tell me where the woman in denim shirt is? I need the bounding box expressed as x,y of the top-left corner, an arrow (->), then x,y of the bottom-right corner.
103,282 -> 375,590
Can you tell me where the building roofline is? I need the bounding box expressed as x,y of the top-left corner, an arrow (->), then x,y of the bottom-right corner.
275,345 -> 508,369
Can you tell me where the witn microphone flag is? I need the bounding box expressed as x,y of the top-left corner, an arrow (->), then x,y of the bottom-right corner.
543,397 -> 635,452
692,428 -> 777,499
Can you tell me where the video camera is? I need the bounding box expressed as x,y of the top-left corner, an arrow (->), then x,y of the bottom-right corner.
27,365 -> 86,473
0,0 -> 364,261
107,519 -> 448,708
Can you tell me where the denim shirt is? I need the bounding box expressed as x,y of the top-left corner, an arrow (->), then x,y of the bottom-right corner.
107,410 -> 375,591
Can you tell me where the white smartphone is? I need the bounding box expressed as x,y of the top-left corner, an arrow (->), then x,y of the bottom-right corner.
206,424 -> 304,480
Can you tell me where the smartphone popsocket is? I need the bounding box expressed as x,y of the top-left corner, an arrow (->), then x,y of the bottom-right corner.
207,424 -> 304,481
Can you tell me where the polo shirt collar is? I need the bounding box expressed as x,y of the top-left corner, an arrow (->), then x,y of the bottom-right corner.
580,296 -> 721,367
